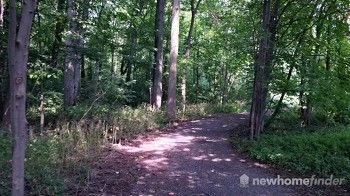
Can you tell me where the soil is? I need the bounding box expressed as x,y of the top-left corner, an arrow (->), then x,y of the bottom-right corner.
71,114 -> 349,196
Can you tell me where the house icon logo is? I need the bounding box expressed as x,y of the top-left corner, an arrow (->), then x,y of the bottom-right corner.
239,174 -> 249,188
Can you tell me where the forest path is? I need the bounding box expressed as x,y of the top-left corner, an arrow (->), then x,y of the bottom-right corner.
113,114 -> 296,196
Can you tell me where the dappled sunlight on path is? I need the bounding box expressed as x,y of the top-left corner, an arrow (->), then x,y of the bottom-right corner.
116,114 -> 296,195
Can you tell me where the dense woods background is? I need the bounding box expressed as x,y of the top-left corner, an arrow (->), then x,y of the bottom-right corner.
0,0 -> 350,195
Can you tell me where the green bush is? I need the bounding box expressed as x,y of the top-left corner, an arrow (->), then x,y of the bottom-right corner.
179,102 -> 246,120
27,91 -> 64,125
236,127 -> 350,183
1,102 -> 244,194
0,130 -> 90,195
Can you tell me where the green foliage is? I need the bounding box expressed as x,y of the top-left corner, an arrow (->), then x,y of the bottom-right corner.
179,102 -> 246,120
27,91 -> 64,125
0,130 -> 91,195
0,132 -> 11,196
236,127 -> 350,183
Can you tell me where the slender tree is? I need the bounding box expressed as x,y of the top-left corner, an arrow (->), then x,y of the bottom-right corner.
126,29 -> 136,82
167,0 -> 180,120
50,0 -> 66,68
0,0 -> 3,28
64,0 -> 82,109
0,0 -> 4,123
151,0 -> 166,109
250,0 -> 279,139
180,0 -> 202,111
7,0 -> 37,195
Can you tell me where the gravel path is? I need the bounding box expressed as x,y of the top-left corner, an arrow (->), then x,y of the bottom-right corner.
117,114 -> 296,196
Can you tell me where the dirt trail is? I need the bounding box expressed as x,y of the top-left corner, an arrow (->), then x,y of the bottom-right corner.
112,114 -> 296,196
73,114 -> 347,195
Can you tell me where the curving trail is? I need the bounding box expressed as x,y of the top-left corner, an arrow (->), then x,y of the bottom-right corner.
115,114 -> 296,196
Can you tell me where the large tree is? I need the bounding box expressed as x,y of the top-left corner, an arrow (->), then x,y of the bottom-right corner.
64,0 -> 82,109
167,0 -> 181,120
151,0 -> 166,109
7,0 -> 37,195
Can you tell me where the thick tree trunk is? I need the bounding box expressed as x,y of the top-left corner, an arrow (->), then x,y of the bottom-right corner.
50,0 -> 65,68
167,0 -> 180,120
8,0 -> 37,195
64,0 -> 81,109
180,0 -> 201,111
250,0 -> 279,139
151,0 -> 165,109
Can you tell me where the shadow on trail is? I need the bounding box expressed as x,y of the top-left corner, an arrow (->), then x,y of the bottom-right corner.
117,114 -> 295,196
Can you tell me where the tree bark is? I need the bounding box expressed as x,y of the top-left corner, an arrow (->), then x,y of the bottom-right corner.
265,65 -> 293,127
126,28 -> 137,82
180,0 -> 201,111
167,0 -> 180,120
64,0 -> 81,109
8,0 -> 37,195
0,0 -> 3,28
151,0 -> 166,109
195,63 -> 200,103
0,0 -> 5,122
250,0 -> 279,139
50,0 -> 65,68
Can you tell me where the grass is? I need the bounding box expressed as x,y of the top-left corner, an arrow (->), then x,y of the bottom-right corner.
1,102 -> 244,194
234,126 -> 350,184
0,131 -> 91,195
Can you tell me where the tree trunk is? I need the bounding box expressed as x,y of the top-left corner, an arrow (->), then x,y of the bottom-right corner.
81,53 -> 85,78
111,47 -> 115,74
325,21 -> 331,71
8,0 -> 37,195
265,30 -> 308,128
50,0 -> 65,68
126,29 -> 136,82
39,95 -> 44,131
0,0 -> 6,123
0,0 -> 3,28
250,0 -> 279,139
180,0 -> 201,111
221,64 -> 229,104
300,9 -> 324,127
265,65 -> 293,127
151,0 -> 165,109
167,0 -> 180,120
195,63 -> 200,103
64,0 -> 81,109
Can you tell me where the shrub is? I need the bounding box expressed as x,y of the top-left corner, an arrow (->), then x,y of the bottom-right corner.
0,130 -> 90,195
179,102 -> 246,120
236,127 -> 350,183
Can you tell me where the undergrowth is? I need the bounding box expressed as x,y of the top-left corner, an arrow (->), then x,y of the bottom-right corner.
1,102 -> 243,194
234,126 -> 350,185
